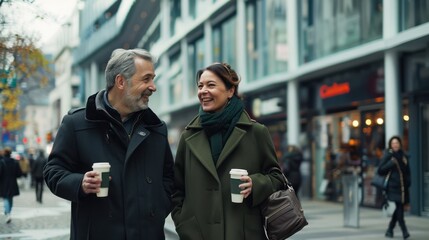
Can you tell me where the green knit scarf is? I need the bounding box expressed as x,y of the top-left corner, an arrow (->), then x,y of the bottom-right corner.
199,95 -> 244,163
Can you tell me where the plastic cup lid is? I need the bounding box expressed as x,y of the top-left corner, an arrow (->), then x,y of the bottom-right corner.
92,162 -> 111,168
229,169 -> 248,175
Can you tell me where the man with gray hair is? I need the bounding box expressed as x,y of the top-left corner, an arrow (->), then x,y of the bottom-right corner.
44,48 -> 175,240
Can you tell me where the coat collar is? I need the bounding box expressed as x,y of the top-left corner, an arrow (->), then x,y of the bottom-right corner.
85,90 -> 164,130
185,110 -> 254,130
184,111 -> 255,180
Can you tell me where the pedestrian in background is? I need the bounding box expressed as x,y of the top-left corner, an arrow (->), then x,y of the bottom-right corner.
0,147 -> 23,224
378,136 -> 411,239
28,152 -> 36,188
172,62 -> 284,240
21,155 -> 32,190
282,145 -> 303,196
44,48 -> 175,240
32,149 -> 47,203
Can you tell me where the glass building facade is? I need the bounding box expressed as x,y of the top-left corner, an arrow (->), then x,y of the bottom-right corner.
400,0 -> 429,30
246,0 -> 288,82
75,0 -> 429,217
300,0 -> 383,63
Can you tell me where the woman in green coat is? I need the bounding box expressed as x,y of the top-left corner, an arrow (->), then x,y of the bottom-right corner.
172,62 -> 284,240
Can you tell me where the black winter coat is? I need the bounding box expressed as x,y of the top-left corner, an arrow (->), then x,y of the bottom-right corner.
32,155 -> 47,179
0,156 -> 23,197
377,149 -> 411,204
44,91 -> 175,240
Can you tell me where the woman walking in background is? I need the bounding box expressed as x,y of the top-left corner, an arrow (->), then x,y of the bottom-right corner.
0,147 -> 23,224
378,136 -> 411,239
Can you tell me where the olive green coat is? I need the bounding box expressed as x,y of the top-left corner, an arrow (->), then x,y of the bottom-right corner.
172,111 -> 283,240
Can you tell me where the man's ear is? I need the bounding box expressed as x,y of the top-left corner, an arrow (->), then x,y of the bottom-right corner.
115,74 -> 126,90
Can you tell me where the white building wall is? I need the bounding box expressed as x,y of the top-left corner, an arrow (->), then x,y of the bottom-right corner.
23,105 -> 50,150
46,1 -> 81,133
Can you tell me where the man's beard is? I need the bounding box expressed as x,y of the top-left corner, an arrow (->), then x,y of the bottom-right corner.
124,89 -> 151,112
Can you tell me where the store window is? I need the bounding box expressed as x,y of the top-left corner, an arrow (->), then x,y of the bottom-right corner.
400,0 -> 429,30
245,0 -> 288,82
168,51 -> 183,105
213,15 -> 237,68
312,105 -> 410,207
308,61 -> 394,207
421,104 -> 429,214
312,111 -> 362,202
170,0 -> 181,37
188,36 -> 205,98
300,0 -> 383,63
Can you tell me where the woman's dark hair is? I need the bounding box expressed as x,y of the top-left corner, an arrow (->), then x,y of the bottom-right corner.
196,62 -> 241,96
388,135 -> 402,149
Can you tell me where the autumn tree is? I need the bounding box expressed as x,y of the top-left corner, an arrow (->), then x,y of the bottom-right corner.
1,34 -> 51,131
1,0 -> 52,134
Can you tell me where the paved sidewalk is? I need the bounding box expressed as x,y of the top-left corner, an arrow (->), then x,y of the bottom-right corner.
165,199 -> 429,240
291,200 -> 429,240
0,187 -> 178,240
0,186 -> 70,239
2,187 -> 428,239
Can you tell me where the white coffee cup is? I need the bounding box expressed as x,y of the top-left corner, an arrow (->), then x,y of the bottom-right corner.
92,162 -> 111,197
229,168 -> 248,203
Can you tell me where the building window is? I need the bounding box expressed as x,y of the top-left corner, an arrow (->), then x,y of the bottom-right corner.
150,63 -> 163,109
400,0 -> 429,30
189,0 -> 211,19
168,51 -> 183,105
404,48 -> 429,92
300,0 -> 383,63
170,0 -> 181,37
143,24 -> 161,52
188,36 -> 205,98
213,15 -> 237,68
245,0 -> 288,82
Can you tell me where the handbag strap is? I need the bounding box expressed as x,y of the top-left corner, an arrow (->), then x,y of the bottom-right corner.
267,167 -> 293,191
385,171 -> 391,186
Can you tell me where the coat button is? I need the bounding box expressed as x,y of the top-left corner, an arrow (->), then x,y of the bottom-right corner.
146,177 -> 152,183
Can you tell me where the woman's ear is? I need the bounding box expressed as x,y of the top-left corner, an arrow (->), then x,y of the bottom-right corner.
228,86 -> 236,98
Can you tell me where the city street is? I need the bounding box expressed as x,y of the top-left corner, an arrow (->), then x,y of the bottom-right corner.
0,185 -> 70,239
1,185 -> 429,240
0,185 -> 178,240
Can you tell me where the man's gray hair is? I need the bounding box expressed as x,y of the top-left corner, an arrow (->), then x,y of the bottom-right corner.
105,48 -> 156,90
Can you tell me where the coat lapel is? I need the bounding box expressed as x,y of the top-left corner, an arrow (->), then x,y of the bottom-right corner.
126,125 -> 150,161
216,127 -> 246,168
186,131 -> 219,181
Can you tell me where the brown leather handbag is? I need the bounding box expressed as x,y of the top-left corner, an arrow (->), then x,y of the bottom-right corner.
260,168 -> 308,240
